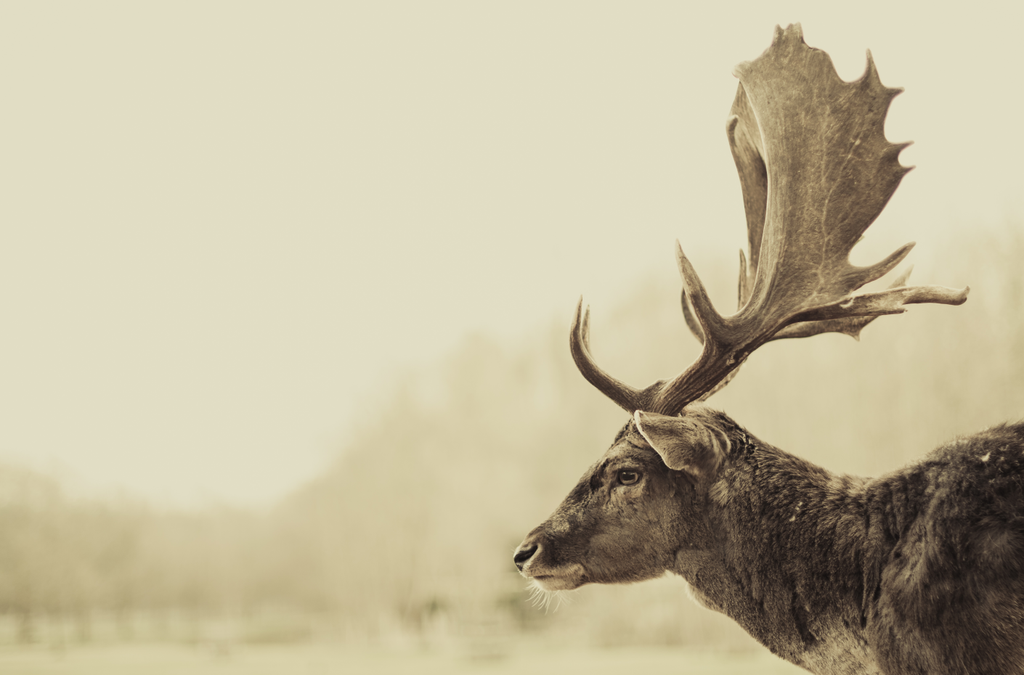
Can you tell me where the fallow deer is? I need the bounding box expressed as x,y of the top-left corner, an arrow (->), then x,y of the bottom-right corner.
513,24 -> 1024,675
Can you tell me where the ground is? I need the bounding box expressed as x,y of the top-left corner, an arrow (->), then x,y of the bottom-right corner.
0,642 -> 806,675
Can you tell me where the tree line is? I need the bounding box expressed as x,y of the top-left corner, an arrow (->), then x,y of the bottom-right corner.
2,222 -> 1022,649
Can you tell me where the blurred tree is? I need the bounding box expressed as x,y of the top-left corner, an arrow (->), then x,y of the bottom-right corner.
0,221 -> 1020,650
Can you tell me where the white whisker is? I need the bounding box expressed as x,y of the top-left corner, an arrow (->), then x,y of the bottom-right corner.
526,580 -> 574,613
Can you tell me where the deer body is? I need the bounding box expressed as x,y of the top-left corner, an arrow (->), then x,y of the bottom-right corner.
679,414 -> 1024,674
519,410 -> 1024,674
513,24 -> 1020,674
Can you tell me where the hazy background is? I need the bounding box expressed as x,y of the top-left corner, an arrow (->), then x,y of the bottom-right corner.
0,1 -> 1022,672
1,1 -> 1021,507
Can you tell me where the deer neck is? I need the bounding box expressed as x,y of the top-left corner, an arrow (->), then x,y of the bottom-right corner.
673,423 -> 886,673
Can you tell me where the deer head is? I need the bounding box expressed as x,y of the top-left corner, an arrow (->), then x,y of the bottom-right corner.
514,24 -> 967,594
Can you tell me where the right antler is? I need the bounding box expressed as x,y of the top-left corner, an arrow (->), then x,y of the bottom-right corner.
571,24 -> 968,417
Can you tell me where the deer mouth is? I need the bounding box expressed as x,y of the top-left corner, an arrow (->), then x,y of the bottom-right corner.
524,564 -> 587,591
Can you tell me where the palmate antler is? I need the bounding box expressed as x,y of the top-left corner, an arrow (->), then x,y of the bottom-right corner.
571,24 -> 968,416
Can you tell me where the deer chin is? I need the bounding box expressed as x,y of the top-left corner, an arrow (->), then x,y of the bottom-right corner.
522,563 -> 587,591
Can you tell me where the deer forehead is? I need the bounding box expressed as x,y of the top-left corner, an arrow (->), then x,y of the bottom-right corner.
598,435 -> 661,469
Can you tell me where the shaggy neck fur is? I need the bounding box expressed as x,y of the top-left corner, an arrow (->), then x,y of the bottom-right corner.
676,415 -> 896,674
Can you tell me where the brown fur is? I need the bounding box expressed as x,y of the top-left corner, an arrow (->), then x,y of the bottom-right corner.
514,406 -> 1024,674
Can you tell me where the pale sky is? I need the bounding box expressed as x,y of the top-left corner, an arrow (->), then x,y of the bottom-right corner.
1,2 -> 1020,507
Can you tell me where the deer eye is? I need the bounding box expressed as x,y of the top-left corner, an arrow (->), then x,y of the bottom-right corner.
617,470 -> 641,486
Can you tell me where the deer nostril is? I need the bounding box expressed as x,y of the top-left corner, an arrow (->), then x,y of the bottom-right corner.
513,543 -> 538,571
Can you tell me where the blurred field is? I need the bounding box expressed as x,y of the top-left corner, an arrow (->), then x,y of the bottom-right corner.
0,642 -> 804,675
1,225 -> 1021,671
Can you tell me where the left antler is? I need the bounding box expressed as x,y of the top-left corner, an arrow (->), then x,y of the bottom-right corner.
571,23 -> 968,416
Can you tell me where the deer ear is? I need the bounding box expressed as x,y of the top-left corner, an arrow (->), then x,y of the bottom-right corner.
634,410 -> 727,477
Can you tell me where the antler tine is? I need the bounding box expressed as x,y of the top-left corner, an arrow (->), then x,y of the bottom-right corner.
678,248 -> 751,402
680,290 -> 705,345
771,266 -> 970,341
682,247 -> 752,348
569,298 -> 648,413
773,266 -> 916,341
645,243 -> 747,414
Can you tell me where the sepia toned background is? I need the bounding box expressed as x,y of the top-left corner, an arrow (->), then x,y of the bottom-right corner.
0,1 -> 1021,673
